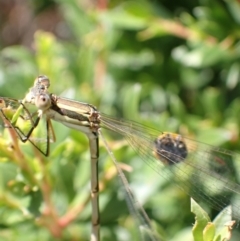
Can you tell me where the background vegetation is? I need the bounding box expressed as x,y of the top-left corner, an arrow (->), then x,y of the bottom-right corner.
1,0 -> 240,240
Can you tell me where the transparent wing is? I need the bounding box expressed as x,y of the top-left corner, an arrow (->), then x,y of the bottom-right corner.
99,130 -> 160,241
101,113 -> 240,221
0,97 -> 55,156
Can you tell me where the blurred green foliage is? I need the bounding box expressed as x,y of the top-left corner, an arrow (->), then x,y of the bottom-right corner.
1,0 -> 240,240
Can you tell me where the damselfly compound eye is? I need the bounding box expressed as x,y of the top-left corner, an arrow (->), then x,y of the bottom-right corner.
34,75 -> 50,90
35,93 -> 51,110
154,133 -> 188,165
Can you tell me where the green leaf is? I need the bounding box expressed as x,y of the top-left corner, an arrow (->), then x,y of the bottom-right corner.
203,222 -> 215,241
191,198 -> 211,241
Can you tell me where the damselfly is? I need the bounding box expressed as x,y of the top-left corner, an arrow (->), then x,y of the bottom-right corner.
1,76 -> 240,240
0,76 -> 160,241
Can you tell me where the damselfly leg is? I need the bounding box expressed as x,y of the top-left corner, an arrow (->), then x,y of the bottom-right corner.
0,97 -> 55,156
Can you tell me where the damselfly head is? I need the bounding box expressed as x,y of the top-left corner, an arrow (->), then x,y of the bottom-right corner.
34,75 -> 50,90
24,76 -> 51,104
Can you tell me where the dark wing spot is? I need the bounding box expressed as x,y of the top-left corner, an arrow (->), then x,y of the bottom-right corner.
154,133 -> 188,165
